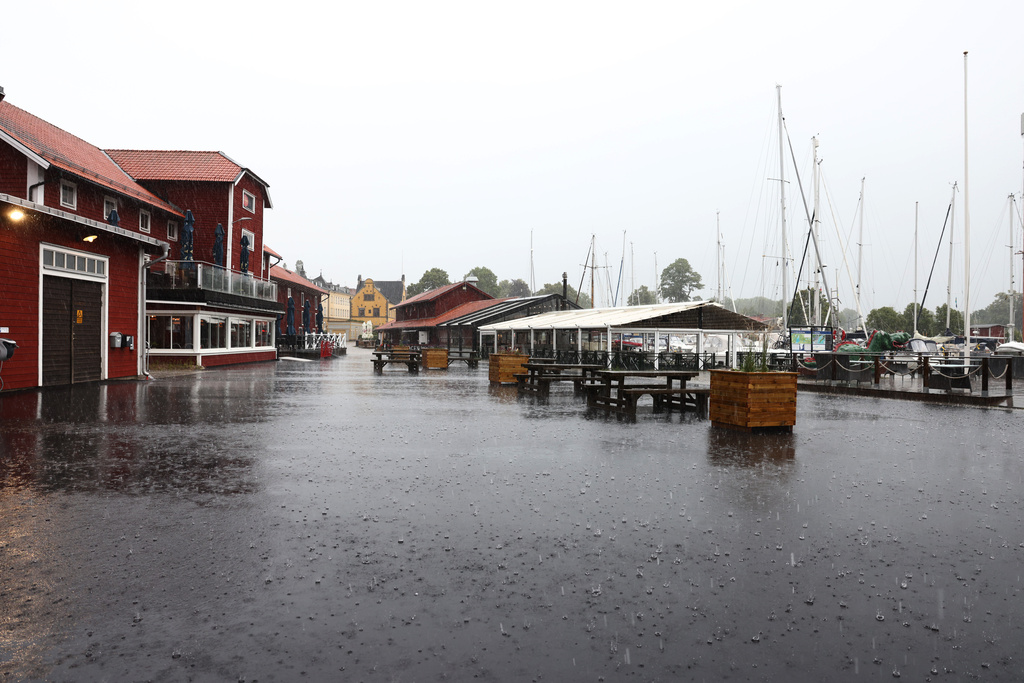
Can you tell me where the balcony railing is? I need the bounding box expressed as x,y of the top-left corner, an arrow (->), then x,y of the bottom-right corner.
147,260 -> 278,302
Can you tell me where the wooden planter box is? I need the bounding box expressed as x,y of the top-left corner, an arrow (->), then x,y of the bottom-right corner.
710,370 -> 797,431
489,353 -> 528,384
422,348 -> 449,369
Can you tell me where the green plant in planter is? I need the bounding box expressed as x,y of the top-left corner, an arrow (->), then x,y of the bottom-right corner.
740,334 -> 770,372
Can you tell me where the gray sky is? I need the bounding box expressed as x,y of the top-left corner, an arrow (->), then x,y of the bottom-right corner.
4,0 -> 1024,316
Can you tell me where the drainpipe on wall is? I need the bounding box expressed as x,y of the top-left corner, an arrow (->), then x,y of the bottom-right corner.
141,242 -> 171,377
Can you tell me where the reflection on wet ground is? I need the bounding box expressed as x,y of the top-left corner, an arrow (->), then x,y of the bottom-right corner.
2,349 -> 1023,681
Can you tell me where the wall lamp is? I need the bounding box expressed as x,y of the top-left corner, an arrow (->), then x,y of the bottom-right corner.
8,208 -> 25,221
83,235 -> 98,243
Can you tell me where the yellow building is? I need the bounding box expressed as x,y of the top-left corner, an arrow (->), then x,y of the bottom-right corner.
351,276 -> 405,329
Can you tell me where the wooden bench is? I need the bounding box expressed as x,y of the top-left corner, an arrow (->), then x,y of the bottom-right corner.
517,371 -> 588,397
448,352 -> 479,368
372,351 -> 420,373
617,386 -> 709,419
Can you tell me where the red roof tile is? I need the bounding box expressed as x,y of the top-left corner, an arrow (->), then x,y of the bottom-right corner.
270,264 -> 326,293
263,244 -> 283,259
378,298 -> 511,330
0,101 -> 182,216
104,149 -> 243,183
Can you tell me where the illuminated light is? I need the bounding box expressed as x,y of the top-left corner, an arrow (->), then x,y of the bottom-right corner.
9,209 -> 25,221
82,235 -> 98,243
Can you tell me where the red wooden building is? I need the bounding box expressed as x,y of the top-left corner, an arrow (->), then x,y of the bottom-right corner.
105,150 -> 282,368
0,93 -> 284,391
267,254 -> 327,336
377,280 -> 494,346
0,95 -> 179,391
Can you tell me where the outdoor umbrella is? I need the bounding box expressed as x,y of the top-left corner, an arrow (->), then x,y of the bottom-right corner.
107,209 -> 120,226
303,300 -> 311,333
181,210 -> 195,261
277,313 -> 284,337
239,233 -> 250,274
316,301 -> 324,334
286,297 -> 296,336
213,223 -> 224,267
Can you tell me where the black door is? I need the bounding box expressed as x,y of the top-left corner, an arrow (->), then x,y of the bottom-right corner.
43,276 -> 103,386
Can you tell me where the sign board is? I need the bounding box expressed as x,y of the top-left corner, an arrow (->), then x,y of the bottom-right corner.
790,328 -> 832,352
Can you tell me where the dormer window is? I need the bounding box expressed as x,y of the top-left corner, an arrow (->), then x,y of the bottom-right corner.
139,209 -> 151,233
242,190 -> 256,213
60,180 -> 77,209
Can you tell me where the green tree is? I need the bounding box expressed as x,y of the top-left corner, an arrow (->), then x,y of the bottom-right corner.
535,281 -> 591,309
786,287 -> 830,327
972,291 -> 1023,325
836,307 -> 862,330
933,304 -> 964,335
659,258 -> 703,302
499,278 -> 532,297
733,296 -> 783,319
902,303 -> 936,336
865,306 -> 904,332
464,266 -> 499,296
627,285 -> 657,306
406,268 -> 450,297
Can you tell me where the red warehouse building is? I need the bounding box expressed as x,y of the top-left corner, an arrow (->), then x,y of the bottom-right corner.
0,91 -> 283,392
105,150 -> 282,368
0,94 -> 178,391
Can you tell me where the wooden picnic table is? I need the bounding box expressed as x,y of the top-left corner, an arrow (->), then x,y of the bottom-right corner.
516,362 -> 605,397
372,349 -> 421,373
586,369 -> 705,418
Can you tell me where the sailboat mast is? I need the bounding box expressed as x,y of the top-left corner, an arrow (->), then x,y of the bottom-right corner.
857,177 -> 865,331
777,85 -> 789,331
716,211 -> 723,302
1009,194 -> 1016,342
946,185 -> 956,333
590,235 -> 596,309
914,201 -> 919,336
653,252 -> 659,303
963,51 -> 972,356
530,230 -> 535,294
812,137 -> 821,327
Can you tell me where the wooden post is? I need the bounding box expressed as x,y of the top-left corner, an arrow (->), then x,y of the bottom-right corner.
922,355 -> 930,389
1007,356 -> 1014,392
873,356 -> 881,384
981,356 -> 989,393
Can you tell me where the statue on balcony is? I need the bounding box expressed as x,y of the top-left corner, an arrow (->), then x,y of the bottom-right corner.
239,233 -> 250,274
213,223 -> 225,267
181,210 -> 195,261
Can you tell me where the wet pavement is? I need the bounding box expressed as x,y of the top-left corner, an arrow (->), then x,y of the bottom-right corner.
2,348 -> 1022,682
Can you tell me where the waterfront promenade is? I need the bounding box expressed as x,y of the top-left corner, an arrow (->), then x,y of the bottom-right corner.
1,348 -> 1022,681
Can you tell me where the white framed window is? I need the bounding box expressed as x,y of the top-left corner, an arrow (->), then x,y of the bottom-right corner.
41,244 -> 107,281
167,220 -> 178,241
103,196 -> 117,221
60,180 -> 77,209
199,316 -> 227,349
230,318 -> 252,348
139,209 -> 151,233
242,190 -> 256,213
